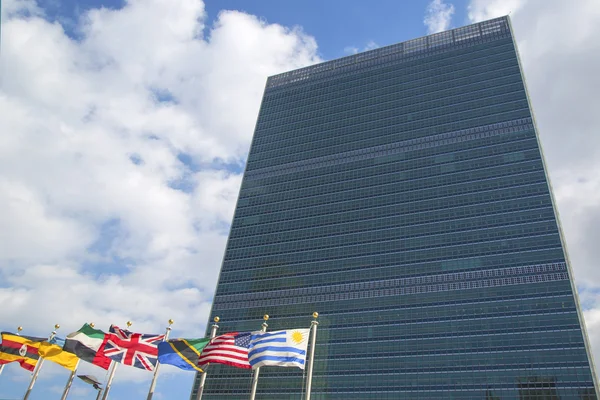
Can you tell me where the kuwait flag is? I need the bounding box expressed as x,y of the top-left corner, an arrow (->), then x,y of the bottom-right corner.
63,324 -> 112,369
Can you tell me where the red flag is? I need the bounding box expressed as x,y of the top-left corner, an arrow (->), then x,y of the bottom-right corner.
102,325 -> 165,371
198,332 -> 251,369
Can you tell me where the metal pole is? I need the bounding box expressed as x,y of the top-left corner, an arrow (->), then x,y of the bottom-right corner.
101,361 -> 118,400
102,320 -> 131,400
22,359 -> 45,400
146,319 -> 173,400
195,317 -> 220,400
23,324 -> 60,400
95,387 -> 104,400
304,313 -> 319,400
59,360 -> 80,400
61,322 -> 95,400
249,315 -> 269,400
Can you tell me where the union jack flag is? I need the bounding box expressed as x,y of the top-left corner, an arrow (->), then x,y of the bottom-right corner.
102,325 -> 165,371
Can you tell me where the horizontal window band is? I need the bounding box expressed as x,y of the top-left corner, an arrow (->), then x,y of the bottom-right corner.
247,105 -> 531,174
256,72 -> 523,142
213,270 -> 568,310
267,18 -> 510,90
215,262 -> 567,305
240,139 -> 540,205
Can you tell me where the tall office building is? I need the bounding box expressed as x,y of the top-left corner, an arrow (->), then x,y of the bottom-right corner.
192,16 -> 599,399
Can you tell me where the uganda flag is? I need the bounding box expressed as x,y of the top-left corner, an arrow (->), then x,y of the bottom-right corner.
0,332 -> 45,371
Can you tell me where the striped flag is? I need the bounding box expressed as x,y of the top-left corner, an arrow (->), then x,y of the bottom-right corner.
198,332 -> 251,369
0,332 -> 45,371
248,329 -> 309,369
63,324 -> 112,370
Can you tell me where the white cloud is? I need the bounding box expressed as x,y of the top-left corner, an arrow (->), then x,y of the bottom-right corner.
467,0 -> 524,23
343,46 -> 359,55
364,40 -> 379,50
467,0 -> 600,370
343,40 -> 379,55
424,0 -> 455,34
0,0 -> 320,366
2,0 -> 43,19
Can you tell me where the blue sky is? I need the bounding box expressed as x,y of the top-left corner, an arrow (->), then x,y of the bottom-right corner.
32,0 -> 472,53
1,0 -> 600,399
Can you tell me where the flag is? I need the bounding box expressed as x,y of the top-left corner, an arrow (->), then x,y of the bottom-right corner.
157,338 -> 210,372
38,336 -> 79,371
248,329 -> 310,369
102,325 -> 165,371
0,332 -> 45,371
198,332 -> 251,369
63,324 -> 112,370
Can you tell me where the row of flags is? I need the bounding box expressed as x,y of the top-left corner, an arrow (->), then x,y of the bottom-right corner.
189,329 -> 310,370
0,316 -> 319,400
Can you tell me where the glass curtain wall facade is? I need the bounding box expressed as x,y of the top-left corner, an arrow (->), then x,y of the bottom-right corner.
191,16 -> 599,399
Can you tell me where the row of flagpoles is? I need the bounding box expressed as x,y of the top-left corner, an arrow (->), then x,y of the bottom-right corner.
0,312 -> 319,400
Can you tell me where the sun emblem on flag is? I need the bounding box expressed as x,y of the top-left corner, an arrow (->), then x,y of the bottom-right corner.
291,330 -> 305,344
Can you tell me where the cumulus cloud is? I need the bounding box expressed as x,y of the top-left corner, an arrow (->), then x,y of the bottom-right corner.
343,40 -> 379,55
467,0 -> 600,368
467,0 -> 524,23
424,0 -> 455,34
0,0 -> 320,396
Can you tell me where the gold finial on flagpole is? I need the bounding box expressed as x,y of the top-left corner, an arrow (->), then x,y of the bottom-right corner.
305,312 -> 320,400
147,319 -> 173,399
89,322 -> 95,328
126,321 -> 132,328
250,315 -> 270,400
50,324 -> 60,339
197,317 -> 221,399
17,326 -> 23,333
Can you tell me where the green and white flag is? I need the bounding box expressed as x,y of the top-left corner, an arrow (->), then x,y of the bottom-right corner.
63,323 -> 112,369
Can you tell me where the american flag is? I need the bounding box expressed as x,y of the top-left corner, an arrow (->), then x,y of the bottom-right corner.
102,325 -> 165,371
198,332 -> 251,369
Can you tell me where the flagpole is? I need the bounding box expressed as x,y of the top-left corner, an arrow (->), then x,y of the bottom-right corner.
59,360 -> 79,400
304,312 -> 319,400
101,320 -> 132,400
101,361 -> 118,400
23,324 -> 60,400
249,314 -> 269,400
61,322 -> 100,400
195,316 -> 220,400
146,319 -> 173,400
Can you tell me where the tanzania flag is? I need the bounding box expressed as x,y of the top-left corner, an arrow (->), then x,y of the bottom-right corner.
63,324 -> 112,370
38,336 -> 79,371
0,332 -> 45,371
157,338 -> 210,372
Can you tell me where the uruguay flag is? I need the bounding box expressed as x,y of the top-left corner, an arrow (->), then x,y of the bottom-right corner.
248,329 -> 310,369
